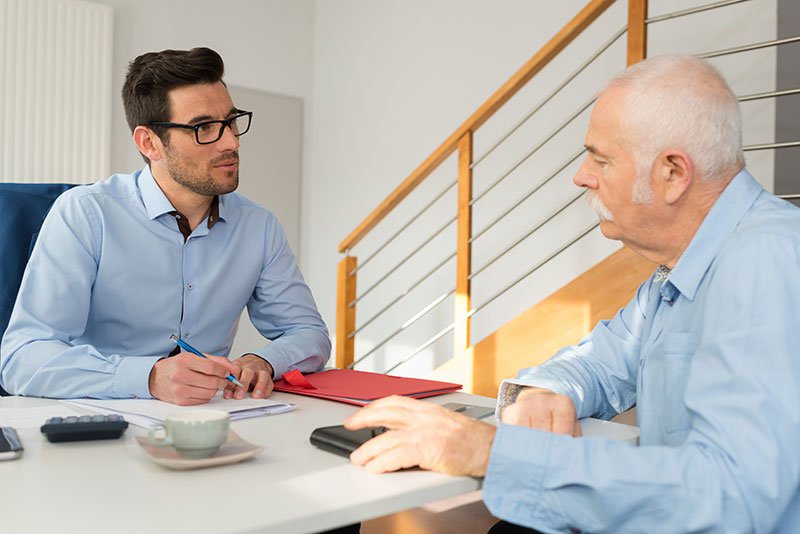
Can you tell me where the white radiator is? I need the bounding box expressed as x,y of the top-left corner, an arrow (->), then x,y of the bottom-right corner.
0,0 -> 112,184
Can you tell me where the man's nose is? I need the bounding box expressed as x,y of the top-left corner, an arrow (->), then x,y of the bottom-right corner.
217,123 -> 240,151
573,158 -> 597,189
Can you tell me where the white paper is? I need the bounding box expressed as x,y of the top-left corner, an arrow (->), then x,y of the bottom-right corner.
0,405 -> 83,429
63,394 -> 295,428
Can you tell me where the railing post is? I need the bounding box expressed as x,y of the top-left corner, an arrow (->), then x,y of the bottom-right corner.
627,0 -> 648,65
454,131 -> 473,357
336,255 -> 357,368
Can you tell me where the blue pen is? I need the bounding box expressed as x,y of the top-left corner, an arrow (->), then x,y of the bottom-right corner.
170,335 -> 245,388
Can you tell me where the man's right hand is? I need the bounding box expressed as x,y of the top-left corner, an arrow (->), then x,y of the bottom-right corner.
501,387 -> 582,437
148,352 -> 240,406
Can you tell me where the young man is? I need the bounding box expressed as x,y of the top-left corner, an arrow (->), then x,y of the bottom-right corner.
344,55 -> 800,532
0,48 -> 330,405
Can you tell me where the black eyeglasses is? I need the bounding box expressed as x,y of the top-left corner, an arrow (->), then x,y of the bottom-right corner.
148,110 -> 253,145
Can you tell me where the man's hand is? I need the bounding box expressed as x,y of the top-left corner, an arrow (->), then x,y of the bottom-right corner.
148,352 -> 241,406
344,395 -> 496,476
224,354 -> 274,400
501,387 -> 582,437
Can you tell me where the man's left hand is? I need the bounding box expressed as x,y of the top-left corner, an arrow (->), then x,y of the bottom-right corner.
344,395 -> 496,476
224,354 -> 274,400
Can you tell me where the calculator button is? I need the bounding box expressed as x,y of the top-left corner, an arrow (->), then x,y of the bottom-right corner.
64,416 -> 78,423
49,417 -> 63,424
91,415 -> 106,422
78,415 -> 92,423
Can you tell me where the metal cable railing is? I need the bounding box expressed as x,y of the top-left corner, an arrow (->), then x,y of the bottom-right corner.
646,0 -> 752,24
350,178 -> 457,276
699,35 -> 800,60
470,191 -> 586,281
470,96 -> 595,207
471,26 -> 627,170
470,148 -> 585,244
385,221 -> 600,374
350,214 -> 456,307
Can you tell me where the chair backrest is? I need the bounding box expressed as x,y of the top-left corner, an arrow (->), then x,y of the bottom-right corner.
0,183 -> 77,395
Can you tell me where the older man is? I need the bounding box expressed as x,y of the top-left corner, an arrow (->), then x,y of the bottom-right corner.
344,55 -> 800,532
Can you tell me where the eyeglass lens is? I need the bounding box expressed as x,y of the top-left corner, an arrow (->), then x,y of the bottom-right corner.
197,114 -> 251,144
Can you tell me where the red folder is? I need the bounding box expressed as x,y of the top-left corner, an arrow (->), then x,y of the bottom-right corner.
272,369 -> 462,406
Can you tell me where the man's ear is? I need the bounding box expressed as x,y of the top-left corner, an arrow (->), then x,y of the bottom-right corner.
133,126 -> 165,163
655,149 -> 693,205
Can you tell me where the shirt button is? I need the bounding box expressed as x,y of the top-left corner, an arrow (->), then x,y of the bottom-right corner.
187,283 -> 194,290
185,332 -> 191,338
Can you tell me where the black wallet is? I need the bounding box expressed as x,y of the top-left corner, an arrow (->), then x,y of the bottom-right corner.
309,425 -> 387,457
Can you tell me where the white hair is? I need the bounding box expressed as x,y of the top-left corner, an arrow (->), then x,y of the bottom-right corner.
602,55 -> 745,182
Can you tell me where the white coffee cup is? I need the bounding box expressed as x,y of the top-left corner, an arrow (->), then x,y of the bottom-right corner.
147,410 -> 230,459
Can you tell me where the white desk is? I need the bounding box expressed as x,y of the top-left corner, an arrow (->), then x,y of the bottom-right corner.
0,392 -> 494,534
0,392 -> 638,534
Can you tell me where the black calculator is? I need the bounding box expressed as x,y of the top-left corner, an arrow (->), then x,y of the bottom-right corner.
41,414 -> 128,443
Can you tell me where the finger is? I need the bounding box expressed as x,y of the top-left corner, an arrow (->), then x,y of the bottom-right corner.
362,444 -> 420,474
251,371 -> 271,398
573,420 -> 583,438
205,354 -> 241,375
344,404 -> 417,431
173,364 -> 229,391
349,430 -> 400,466
178,353 -> 235,379
500,403 -> 523,425
550,397 -> 578,435
235,367 -> 256,399
526,405 -> 553,431
550,409 -> 576,435
223,382 -> 235,399
170,383 -> 222,405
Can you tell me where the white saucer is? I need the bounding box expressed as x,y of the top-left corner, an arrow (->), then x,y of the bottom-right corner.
136,430 -> 262,470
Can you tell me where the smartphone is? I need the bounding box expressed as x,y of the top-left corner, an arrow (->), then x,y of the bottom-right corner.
310,425 -> 386,457
0,427 -> 24,460
442,402 -> 495,420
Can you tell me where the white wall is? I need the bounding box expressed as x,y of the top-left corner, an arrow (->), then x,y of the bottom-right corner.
305,0 -> 778,375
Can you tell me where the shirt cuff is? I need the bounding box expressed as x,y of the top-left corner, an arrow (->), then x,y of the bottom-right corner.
250,347 -> 290,380
114,356 -> 163,399
483,423 -> 556,529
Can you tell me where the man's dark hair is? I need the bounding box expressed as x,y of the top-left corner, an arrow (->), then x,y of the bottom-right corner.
122,47 -> 225,162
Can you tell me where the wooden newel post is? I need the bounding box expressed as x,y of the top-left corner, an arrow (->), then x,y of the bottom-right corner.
453,131 -> 473,357
627,0 -> 648,66
336,255 -> 357,369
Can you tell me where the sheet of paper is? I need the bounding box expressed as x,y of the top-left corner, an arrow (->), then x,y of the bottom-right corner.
0,405 -> 83,429
63,394 -> 295,428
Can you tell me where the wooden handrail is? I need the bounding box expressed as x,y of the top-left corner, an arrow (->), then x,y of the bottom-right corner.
338,0 -> 616,253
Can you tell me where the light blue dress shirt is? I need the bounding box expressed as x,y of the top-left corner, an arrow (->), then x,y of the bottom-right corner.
0,167 -> 331,399
484,170 -> 800,533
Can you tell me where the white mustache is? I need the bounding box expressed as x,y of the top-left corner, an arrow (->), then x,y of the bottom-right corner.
586,190 -> 613,221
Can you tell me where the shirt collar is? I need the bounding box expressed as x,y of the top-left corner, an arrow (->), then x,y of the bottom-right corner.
137,165 -> 228,226
664,169 -> 762,301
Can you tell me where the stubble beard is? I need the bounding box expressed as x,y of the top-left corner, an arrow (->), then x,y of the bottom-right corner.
166,147 -> 240,196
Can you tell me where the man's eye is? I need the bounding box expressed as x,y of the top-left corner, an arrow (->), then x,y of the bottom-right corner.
197,123 -> 216,134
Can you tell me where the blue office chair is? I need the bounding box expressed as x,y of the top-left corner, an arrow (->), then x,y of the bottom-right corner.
0,183 -> 77,396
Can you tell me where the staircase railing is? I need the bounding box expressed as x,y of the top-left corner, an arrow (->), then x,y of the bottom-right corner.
335,0 -> 799,388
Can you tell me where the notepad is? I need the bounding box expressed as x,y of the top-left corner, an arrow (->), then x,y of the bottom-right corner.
273,368 -> 462,406
63,394 -> 295,428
